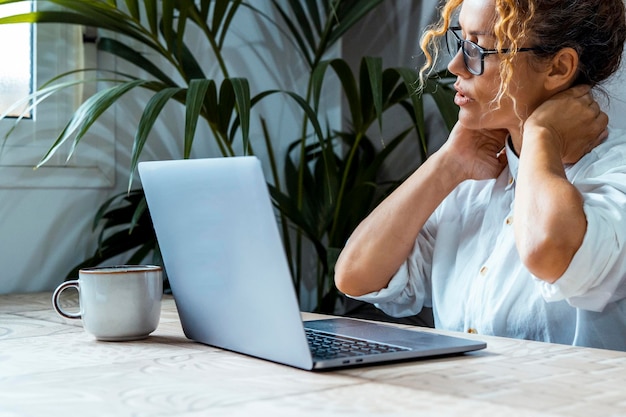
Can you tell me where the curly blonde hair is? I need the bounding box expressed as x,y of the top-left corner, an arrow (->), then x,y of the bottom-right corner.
420,0 -> 626,107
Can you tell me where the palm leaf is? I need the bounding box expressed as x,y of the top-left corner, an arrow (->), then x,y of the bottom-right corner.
129,195 -> 148,233
270,0 -> 313,67
325,0 -> 383,46
123,0 -> 140,21
246,89 -> 327,155
426,73 -> 458,131
129,87 -> 182,186
364,56 -> 383,132
228,78 -> 251,151
38,79 -> 146,167
213,0 -> 242,48
184,79 -> 211,158
312,59 -> 362,130
144,0 -> 158,36
160,0 -> 175,53
392,66 -> 428,155
268,184 -> 328,262
97,37 -> 177,86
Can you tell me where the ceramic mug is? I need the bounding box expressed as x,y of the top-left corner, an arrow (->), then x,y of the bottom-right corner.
52,265 -> 163,341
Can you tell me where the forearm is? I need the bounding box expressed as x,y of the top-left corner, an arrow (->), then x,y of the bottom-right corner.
515,126 -> 587,282
334,150 -> 465,296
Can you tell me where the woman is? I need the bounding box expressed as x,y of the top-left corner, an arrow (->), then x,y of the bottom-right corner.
334,0 -> 626,350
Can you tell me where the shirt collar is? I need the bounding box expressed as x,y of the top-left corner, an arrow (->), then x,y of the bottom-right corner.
505,135 -> 519,188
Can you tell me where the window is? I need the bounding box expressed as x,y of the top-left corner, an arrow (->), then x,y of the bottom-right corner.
0,1 -> 32,118
0,2 -> 115,189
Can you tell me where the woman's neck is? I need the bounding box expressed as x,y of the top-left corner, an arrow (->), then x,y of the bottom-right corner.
509,128 -> 523,157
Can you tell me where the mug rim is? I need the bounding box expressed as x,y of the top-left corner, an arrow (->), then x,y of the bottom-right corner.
79,265 -> 162,275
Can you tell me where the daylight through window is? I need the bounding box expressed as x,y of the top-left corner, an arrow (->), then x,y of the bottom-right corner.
0,2 -> 33,118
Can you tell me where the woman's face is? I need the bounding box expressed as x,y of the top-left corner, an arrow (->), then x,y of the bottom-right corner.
448,0 -> 550,137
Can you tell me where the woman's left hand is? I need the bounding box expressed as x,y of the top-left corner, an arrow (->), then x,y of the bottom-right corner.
524,85 -> 608,164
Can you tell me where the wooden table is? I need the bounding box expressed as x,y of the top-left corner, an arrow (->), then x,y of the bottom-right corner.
1,292 -> 625,417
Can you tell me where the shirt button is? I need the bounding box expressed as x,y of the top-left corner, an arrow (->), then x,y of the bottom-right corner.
508,177 -> 514,185
479,266 -> 488,276
467,328 -> 478,334
505,216 -> 514,225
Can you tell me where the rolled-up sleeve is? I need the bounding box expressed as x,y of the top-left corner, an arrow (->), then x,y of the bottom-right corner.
350,261 -> 426,317
541,168 -> 626,312
349,219 -> 436,317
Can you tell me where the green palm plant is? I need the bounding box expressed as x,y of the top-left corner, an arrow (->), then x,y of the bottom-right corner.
1,0 -> 255,171
0,0 -> 457,311
0,0 -> 262,284
271,58 -> 456,311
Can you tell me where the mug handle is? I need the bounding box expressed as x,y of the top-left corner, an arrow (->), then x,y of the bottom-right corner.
52,280 -> 81,319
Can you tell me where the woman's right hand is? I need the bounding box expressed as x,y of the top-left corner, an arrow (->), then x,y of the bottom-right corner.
441,123 -> 509,182
334,123 -> 508,297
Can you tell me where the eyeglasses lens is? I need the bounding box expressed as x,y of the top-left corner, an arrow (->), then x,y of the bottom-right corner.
463,42 -> 482,75
446,30 -> 461,57
446,30 -> 482,75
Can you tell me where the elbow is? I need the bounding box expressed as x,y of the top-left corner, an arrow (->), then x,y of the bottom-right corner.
517,237 -> 578,284
334,264 -> 367,298
515,212 -> 585,283
334,257 -> 378,298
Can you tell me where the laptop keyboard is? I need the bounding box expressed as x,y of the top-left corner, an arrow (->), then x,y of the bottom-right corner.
305,328 -> 410,360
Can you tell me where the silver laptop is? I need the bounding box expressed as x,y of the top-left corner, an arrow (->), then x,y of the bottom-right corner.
138,156 -> 486,370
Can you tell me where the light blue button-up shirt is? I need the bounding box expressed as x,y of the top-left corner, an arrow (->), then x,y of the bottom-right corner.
353,128 -> 626,351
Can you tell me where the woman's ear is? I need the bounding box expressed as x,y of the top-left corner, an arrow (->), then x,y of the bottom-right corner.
544,47 -> 579,91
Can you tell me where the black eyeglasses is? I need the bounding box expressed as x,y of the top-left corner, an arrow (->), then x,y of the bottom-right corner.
446,26 -> 540,76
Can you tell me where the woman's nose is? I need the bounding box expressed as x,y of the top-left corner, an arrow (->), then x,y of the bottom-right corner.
448,48 -> 469,78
